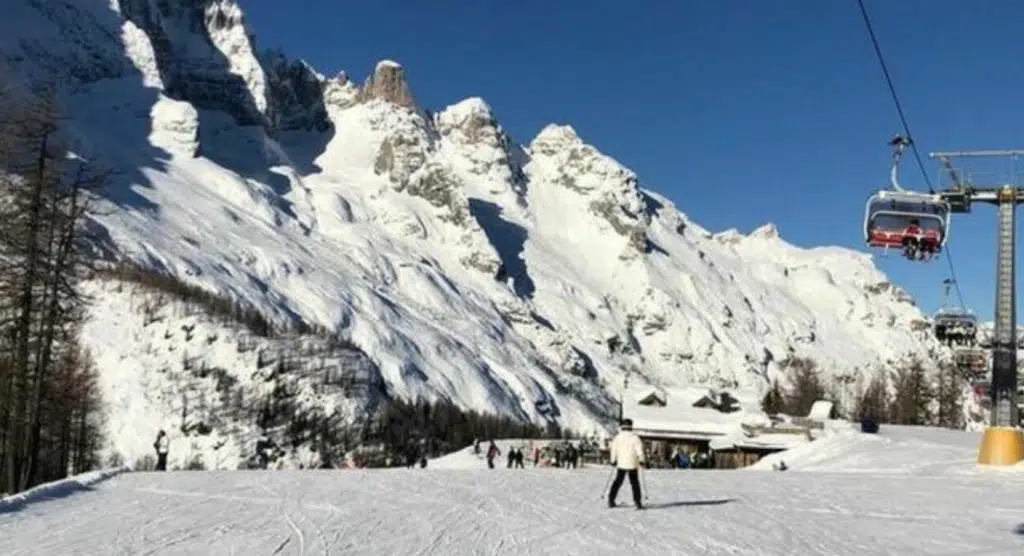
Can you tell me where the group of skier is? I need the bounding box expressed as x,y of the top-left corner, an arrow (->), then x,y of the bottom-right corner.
475,438 -> 589,469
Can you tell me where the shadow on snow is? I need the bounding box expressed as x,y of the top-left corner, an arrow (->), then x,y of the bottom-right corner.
643,498 -> 736,510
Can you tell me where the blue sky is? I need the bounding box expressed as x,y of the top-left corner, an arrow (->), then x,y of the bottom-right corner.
243,0 -> 1024,321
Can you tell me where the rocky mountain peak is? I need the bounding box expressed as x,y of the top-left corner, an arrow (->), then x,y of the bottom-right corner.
436,97 -> 497,141
261,50 -> 331,132
356,59 -> 417,109
117,0 -> 270,126
530,124 -> 582,155
750,223 -> 780,239
525,123 -> 650,254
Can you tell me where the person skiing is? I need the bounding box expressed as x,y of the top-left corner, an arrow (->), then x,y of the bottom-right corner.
567,443 -> 579,469
405,443 -> 419,468
255,437 -> 271,469
486,440 -> 500,469
153,430 -> 170,471
607,418 -> 645,509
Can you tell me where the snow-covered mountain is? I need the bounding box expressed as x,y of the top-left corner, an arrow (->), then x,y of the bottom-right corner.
1,1 -> 957,465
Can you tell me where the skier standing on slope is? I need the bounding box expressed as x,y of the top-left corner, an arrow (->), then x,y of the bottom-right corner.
153,430 -> 170,471
607,418 -> 645,509
486,440 -> 500,469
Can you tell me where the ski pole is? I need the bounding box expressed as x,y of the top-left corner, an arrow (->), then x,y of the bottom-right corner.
640,466 -> 649,500
600,467 -> 615,500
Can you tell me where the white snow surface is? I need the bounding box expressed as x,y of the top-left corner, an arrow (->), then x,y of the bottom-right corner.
80,279 -> 383,470
0,466 -> 129,512
1,0 -> 968,458
4,426 -> 1024,555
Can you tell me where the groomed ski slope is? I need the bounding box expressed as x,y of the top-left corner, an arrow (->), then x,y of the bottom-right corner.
3,426 -> 1024,555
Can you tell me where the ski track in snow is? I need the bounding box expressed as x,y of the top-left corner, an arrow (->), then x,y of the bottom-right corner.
3,465 -> 1024,555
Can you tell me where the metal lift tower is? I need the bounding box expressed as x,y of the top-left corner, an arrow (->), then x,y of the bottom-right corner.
931,149 -> 1024,465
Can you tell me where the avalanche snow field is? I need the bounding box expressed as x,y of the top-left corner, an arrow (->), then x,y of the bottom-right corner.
3,427 -> 1024,555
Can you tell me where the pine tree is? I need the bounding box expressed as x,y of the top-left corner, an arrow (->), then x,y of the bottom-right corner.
933,361 -> 964,428
0,83 -> 108,493
856,373 -> 890,423
761,380 -> 786,414
784,358 -> 826,416
890,358 -> 934,425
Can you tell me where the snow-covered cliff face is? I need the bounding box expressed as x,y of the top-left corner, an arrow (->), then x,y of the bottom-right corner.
1,1 -> 957,443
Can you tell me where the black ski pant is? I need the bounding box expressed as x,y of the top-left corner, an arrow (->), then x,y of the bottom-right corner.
608,468 -> 641,505
155,452 -> 168,471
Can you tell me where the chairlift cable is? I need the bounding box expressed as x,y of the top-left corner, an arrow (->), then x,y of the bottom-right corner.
856,0 -> 968,311
855,0 -> 934,195
942,251 -> 967,309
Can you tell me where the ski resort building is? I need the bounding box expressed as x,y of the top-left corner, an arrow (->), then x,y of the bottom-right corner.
621,387 -> 827,468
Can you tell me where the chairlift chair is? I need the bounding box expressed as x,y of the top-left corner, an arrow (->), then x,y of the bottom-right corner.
864,190 -> 950,261
934,308 -> 978,343
953,348 -> 987,377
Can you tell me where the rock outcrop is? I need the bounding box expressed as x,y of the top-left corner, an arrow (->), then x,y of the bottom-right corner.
357,60 -> 417,109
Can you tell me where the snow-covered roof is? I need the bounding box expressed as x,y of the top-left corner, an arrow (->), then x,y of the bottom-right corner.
622,385 -> 824,450
623,386 -> 772,439
711,431 -> 811,451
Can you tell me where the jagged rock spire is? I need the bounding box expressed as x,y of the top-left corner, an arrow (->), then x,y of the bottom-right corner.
356,59 -> 417,109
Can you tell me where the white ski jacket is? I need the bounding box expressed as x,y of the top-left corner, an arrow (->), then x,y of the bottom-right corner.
609,430 -> 645,470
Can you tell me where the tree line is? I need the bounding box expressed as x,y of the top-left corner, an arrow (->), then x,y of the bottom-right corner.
0,83 -> 107,494
362,397 -> 572,460
761,356 -> 966,429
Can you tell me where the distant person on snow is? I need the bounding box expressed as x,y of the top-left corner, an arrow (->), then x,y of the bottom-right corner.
513,448 -> 525,469
507,447 -> 516,468
153,430 -> 170,471
607,419 -> 645,509
486,441 -> 500,469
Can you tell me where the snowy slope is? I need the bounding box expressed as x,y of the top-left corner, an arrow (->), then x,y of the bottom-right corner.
4,427 -> 1024,555
80,278 -> 385,470
0,0 -> 959,451
748,424 -> 988,474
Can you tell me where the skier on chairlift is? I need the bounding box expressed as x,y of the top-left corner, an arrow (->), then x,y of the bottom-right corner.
901,218 -> 940,261
901,218 -> 922,260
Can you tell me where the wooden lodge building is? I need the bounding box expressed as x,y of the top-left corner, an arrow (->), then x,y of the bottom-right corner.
620,386 -> 833,469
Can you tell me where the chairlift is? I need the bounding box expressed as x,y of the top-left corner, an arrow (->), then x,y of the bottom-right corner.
864,190 -> 950,260
953,348 -> 986,377
934,307 -> 977,343
863,135 -> 951,261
